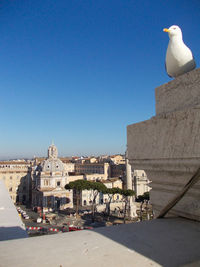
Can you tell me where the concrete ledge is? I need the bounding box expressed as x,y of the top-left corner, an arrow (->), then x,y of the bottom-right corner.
0,218 -> 200,267
0,180 -> 27,241
156,68 -> 200,115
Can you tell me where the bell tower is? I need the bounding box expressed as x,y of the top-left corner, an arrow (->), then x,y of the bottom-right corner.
48,143 -> 58,159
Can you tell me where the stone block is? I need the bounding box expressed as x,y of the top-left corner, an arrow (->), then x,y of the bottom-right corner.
156,68 -> 200,115
127,68 -> 200,221
127,107 -> 200,160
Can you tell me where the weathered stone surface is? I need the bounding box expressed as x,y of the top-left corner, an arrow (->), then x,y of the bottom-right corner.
156,68 -> 200,115
1,218 -> 200,267
127,68 -> 200,221
127,107 -> 200,160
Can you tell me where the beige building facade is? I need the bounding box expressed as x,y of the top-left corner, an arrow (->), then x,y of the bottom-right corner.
133,170 -> 151,197
0,161 -> 32,204
109,155 -> 125,165
126,151 -> 151,197
63,162 -> 75,174
75,162 -> 110,179
102,178 -> 123,203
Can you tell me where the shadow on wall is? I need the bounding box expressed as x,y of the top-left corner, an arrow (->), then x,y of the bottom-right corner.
16,168 -> 32,207
0,226 -> 27,241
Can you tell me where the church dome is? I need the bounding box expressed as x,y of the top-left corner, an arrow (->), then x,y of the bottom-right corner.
41,158 -> 64,172
40,143 -> 64,172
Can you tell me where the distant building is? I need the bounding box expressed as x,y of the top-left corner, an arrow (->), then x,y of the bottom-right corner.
109,154 -> 125,165
75,162 -> 110,179
80,189 -> 101,206
0,146 -> 128,209
110,164 -> 126,179
125,150 -> 151,197
101,178 -> 123,203
133,170 -> 151,197
32,144 -> 73,211
63,162 -> 75,173
75,157 -> 98,164
0,161 -> 32,204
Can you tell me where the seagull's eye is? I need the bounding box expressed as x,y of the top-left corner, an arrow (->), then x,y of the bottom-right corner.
173,27 -> 176,30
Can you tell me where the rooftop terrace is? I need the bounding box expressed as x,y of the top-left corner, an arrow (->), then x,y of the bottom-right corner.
0,217 -> 200,267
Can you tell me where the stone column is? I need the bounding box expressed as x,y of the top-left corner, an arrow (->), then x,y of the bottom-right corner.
126,149 -> 137,218
125,149 -> 132,190
127,68 -> 200,221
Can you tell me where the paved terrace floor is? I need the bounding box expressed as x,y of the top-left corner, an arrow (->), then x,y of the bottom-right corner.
0,217 -> 200,267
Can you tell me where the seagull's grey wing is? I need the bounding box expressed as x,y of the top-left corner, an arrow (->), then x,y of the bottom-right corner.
165,61 -> 172,78
192,52 -> 196,67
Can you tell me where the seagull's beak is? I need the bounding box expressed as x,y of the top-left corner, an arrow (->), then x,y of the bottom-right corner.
163,28 -> 170,32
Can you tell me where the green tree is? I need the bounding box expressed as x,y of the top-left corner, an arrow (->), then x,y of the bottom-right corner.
143,192 -> 150,201
65,180 -> 107,222
65,180 -> 91,216
137,191 -> 150,202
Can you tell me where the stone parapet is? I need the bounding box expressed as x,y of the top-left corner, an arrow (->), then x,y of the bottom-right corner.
156,68 -> 200,115
127,68 -> 200,221
1,218 -> 200,267
128,107 -> 200,159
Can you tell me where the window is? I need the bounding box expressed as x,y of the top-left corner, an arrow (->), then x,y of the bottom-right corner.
57,181 -> 61,187
10,176 -> 12,180
9,187 -> 12,192
44,180 -> 49,186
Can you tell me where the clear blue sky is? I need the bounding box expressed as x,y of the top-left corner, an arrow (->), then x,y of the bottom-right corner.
0,0 -> 199,159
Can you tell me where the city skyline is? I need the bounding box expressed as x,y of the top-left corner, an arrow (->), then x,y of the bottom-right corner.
0,142 -> 125,160
0,152 -> 125,161
1,1 -> 200,159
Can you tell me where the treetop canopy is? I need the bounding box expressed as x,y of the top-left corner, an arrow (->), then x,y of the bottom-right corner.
65,180 -> 135,196
65,180 -> 107,192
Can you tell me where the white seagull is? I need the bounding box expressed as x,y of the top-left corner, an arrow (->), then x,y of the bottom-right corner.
163,25 -> 196,78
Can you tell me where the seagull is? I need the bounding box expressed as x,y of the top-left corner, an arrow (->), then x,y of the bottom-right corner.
163,25 -> 196,78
